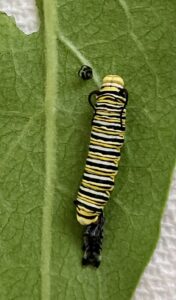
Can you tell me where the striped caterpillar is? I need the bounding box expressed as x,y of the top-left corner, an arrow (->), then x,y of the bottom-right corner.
74,75 -> 128,267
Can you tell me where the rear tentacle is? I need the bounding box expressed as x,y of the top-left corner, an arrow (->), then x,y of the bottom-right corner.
82,212 -> 105,267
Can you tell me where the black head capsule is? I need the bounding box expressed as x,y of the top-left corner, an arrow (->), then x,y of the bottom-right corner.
78,65 -> 93,80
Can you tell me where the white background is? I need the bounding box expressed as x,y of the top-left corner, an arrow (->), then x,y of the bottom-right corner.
0,1 -> 175,299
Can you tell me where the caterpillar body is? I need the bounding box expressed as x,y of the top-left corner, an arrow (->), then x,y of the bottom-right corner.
75,75 -> 128,228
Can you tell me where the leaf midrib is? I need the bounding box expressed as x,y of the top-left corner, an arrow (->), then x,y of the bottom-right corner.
40,1 -> 58,299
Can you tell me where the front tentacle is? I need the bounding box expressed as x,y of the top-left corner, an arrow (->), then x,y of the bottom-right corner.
88,90 -> 100,112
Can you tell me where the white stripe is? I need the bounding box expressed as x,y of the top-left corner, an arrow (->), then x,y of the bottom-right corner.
77,198 -> 103,209
96,108 -> 122,114
83,180 -> 112,187
89,151 -> 117,158
91,135 -> 123,145
80,186 -> 109,198
93,120 -> 122,127
98,92 -> 125,101
91,131 -> 123,140
89,144 -> 118,153
97,93 -> 117,98
84,172 -> 113,182
87,158 -> 116,167
96,102 -> 120,109
96,108 -> 121,114
96,113 -> 121,118
117,95 -> 126,101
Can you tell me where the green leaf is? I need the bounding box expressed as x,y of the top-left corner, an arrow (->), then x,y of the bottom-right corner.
0,1 -> 176,300
0,9 -> 44,300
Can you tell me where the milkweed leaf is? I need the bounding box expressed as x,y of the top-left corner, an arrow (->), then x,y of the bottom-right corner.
0,1 -> 176,299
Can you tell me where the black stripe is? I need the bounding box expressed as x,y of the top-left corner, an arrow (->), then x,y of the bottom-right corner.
86,160 -> 118,171
91,132 -> 124,143
83,174 -> 114,185
94,116 -> 121,123
91,126 -> 122,134
96,112 -> 126,119
92,120 -> 125,131
78,188 -> 108,201
96,110 -> 126,117
77,211 -> 98,220
96,103 -> 121,109
89,147 -> 120,157
75,200 -> 103,212
87,153 -> 118,163
98,91 -> 126,102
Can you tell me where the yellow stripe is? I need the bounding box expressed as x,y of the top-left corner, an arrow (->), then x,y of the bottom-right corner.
77,207 -> 97,216
89,151 -> 118,160
122,119 -> 126,125
88,152 -> 120,163
100,86 -> 119,92
83,181 -> 112,191
96,110 -> 121,116
92,126 -> 125,137
97,94 -> 126,103
77,215 -> 98,225
92,126 -> 118,134
78,200 -> 104,210
85,166 -> 117,177
85,166 -> 115,176
97,95 -> 116,101
83,179 -> 111,187
77,206 -> 93,213
95,116 -> 120,123
97,99 -> 117,105
90,139 -> 119,149
88,150 -> 119,161
91,138 -> 121,148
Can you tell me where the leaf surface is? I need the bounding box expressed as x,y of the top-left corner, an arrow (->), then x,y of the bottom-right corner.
0,1 -> 176,299
0,9 -> 44,300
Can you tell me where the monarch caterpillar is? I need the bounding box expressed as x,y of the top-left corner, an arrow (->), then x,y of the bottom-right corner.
74,74 -> 128,267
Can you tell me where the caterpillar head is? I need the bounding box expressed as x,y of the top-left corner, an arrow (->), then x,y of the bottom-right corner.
88,74 -> 128,110
101,75 -> 128,103
103,75 -> 124,87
